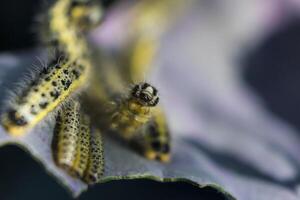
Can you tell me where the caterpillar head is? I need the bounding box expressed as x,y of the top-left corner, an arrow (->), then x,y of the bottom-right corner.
2,109 -> 28,136
69,0 -> 103,31
131,83 -> 159,107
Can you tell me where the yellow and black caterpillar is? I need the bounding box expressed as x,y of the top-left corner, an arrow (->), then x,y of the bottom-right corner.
1,0 -> 175,184
52,100 -> 104,184
2,0 -> 97,136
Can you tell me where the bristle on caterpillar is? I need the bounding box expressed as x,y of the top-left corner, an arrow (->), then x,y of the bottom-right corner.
1,56 -> 90,136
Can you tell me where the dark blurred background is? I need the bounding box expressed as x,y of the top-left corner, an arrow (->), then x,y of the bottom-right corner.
1,0 -> 300,199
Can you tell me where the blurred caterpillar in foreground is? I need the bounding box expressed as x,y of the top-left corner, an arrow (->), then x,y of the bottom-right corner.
0,0 -> 183,184
1,0 -> 99,136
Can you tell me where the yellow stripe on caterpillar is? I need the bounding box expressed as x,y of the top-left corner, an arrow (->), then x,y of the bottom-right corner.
52,100 -> 82,176
1,57 -> 90,136
52,100 -> 94,179
72,114 -> 91,178
49,0 -> 88,59
134,108 -> 171,163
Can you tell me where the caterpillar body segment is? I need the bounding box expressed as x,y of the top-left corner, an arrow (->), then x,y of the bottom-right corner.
1,56 -> 90,136
139,108 -> 171,163
44,0 -> 103,53
52,100 -> 104,183
52,100 -> 84,177
72,115 -> 91,178
110,99 -> 151,139
48,0 -> 103,55
84,129 -> 104,184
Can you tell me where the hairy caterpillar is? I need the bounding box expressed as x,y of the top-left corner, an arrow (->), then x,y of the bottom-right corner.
2,56 -> 90,136
52,100 -> 86,177
81,0 -> 173,162
52,100 -> 104,182
104,0 -> 175,161
1,0 -> 102,136
105,82 -> 171,162
107,81 -> 170,162
86,54 -> 171,162
111,82 -> 159,139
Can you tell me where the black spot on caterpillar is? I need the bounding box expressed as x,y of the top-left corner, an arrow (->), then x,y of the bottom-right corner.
83,129 -> 104,184
52,101 -> 84,177
1,56 -> 90,136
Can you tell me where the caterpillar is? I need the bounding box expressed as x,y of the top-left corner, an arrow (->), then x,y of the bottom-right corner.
52,100 -> 86,177
110,0 -> 175,161
2,56 -> 90,136
86,78 -> 170,163
52,100 -> 104,182
82,0 -> 173,162
85,53 -> 171,162
110,82 -> 159,139
102,80 -> 170,162
1,0 -> 102,136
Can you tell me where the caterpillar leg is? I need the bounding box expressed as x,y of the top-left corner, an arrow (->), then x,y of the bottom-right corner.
131,108 -> 171,163
52,100 -> 104,183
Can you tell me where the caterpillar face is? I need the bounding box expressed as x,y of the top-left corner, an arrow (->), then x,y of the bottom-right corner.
2,109 -> 28,135
131,83 -> 159,107
69,0 -> 103,31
